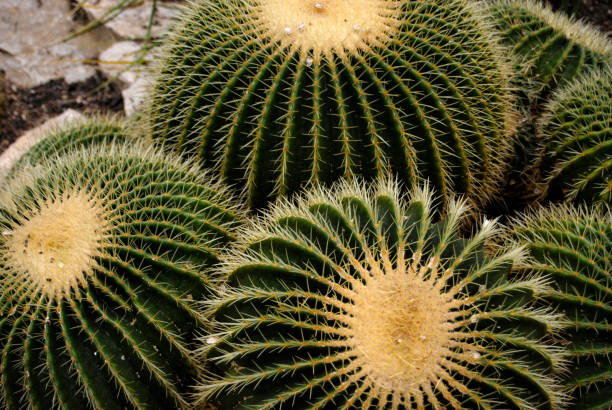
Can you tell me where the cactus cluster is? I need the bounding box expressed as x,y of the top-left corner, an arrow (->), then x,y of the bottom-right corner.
148,0 -> 517,210
537,64 -> 612,205
506,205 -> 611,409
199,180 -> 568,408
0,143 -> 242,409
1,0 -> 611,408
488,0 -> 612,105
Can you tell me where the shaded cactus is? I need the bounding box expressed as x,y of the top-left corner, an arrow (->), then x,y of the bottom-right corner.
198,180 -> 568,409
488,0 -> 612,104
537,64 -> 612,205
506,205 -> 611,409
148,0 -> 517,210
0,143 -> 243,409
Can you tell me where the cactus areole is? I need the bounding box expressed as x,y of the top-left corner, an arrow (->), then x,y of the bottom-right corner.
150,0 -> 515,210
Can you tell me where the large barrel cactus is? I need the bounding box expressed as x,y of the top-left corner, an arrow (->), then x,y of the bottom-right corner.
488,0 -> 612,104
0,143 -> 243,409
2,115 -> 131,181
149,0 -> 517,210
198,180 -> 568,408
506,205 -> 611,409
537,64 -> 611,205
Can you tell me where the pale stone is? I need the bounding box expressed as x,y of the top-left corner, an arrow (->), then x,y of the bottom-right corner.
0,109 -> 84,179
122,77 -> 149,116
83,0 -> 182,40
0,0 -> 115,88
98,41 -> 143,83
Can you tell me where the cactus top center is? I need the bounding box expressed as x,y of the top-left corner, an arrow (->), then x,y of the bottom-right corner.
3,191 -> 108,298
255,0 -> 401,57
343,254 -> 463,397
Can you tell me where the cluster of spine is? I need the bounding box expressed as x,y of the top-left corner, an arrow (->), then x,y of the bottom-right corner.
148,0 -> 516,210
506,205 -> 611,409
537,64 -> 612,205
488,0 -> 612,105
0,143 -> 243,409
199,180 -> 568,409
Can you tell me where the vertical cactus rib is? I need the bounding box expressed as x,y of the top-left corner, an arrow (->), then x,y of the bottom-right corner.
148,0 -> 516,210
506,204 -> 611,409
0,142 -> 244,409
198,179 -> 569,409
537,64 -> 612,205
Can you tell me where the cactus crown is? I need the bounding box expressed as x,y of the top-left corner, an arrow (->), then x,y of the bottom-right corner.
199,180 -> 568,408
254,0 -> 401,58
537,64 -> 612,205
0,143 -> 243,409
3,191 -> 109,298
506,204 -> 611,409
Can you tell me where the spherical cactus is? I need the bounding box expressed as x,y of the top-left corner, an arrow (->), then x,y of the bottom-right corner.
198,180 -> 568,408
506,205 -> 611,409
148,0 -> 517,210
488,0 -> 612,104
537,64 -> 612,205
1,115 -> 131,181
0,143 -> 243,409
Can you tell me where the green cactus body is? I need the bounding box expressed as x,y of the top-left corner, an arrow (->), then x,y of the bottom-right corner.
0,143 -> 243,409
488,0 -> 612,104
149,0 -> 516,210
1,116 -> 131,182
537,65 -> 612,205
507,205 -> 611,409
199,180 -> 568,409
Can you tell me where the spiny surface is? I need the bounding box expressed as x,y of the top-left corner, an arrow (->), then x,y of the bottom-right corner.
199,180 -> 568,409
488,0 -> 612,105
537,64 -> 612,205
149,0 -> 516,210
0,144 -> 243,409
4,116 -> 130,181
507,205 -> 611,410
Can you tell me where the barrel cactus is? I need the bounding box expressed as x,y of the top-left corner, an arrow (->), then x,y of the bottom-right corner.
0,143 -> 243,409
198,180 -> 568,408
506,205 -> 611,409
148,0 -> 517,210
3,115 -> 131,181
488,0 -> 612,104
537,64 -> 611,205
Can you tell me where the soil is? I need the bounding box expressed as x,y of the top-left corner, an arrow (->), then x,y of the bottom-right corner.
0,70 -> 123,154
549,0 -> 612,33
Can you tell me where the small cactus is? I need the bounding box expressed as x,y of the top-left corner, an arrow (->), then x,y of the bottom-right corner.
2,115 -> 131,181
148,0 -> 517,210
0,143 -> 243,409
506,204 -> 611,409
537,64 -> 612,205
199,180 -> 568,408
488,0 -> 612,104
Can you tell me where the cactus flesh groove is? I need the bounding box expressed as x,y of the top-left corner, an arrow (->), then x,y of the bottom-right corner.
0,143 -> 243,409
149,0 -> 516,210
507,205 -> 611,410
537,64 -> 612,205
199,180 -> 568,409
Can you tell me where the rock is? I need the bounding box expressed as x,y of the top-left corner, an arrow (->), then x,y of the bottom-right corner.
98,41 -> 143,83
122,77 -> 149,116
0,109 -> 84,179
0,0 -> 116,88
83,0 -> 182,40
